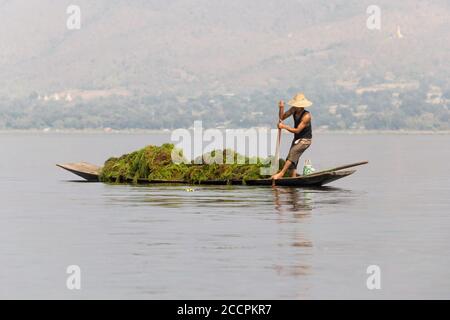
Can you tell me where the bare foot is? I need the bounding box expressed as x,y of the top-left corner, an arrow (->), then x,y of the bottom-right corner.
271,172 -> 283,180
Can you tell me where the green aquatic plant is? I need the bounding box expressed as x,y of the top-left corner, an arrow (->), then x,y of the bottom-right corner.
99,144 -> 285,184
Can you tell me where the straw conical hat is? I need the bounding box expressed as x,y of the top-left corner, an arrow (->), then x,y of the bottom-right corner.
288,93 -> 313,108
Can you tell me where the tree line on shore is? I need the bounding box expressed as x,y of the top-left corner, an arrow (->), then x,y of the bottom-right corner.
0,85 -> 448,131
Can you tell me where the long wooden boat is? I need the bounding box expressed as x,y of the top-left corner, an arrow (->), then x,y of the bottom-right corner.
57,161 -> 368,187
56,162 -> 101,182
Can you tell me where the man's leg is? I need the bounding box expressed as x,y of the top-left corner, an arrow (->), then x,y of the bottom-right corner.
272,160 -> 293,180
286,139 -> 311,178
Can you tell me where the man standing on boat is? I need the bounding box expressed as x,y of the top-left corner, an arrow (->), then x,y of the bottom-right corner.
272,93 -> 313,180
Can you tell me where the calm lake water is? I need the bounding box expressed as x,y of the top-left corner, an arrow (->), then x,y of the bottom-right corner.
0,132 -> 449,299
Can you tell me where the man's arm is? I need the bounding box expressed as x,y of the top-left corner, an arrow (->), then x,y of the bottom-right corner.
279,113 -> 311,134
281,107 -> 295,120
278,101 -> 295,120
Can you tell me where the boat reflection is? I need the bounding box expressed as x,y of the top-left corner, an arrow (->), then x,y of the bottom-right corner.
272,186 -> 313,217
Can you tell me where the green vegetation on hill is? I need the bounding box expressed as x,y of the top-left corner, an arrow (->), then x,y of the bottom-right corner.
1,82 -> 449,131
2,1 -> 449,132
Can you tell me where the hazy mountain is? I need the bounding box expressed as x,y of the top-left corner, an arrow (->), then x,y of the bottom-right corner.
1,0 -> 449,98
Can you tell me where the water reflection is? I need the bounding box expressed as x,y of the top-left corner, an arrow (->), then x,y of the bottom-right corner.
103,184 -> 355,297
272,187 -> 314,284
104,185 -> 352,211
272,186 -> 313,216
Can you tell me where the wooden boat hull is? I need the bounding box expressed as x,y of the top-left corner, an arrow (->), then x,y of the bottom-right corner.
247,170 -> 355,186
57,163 -> 101,182
57,162 -> 359,187
133,170 -> 355,187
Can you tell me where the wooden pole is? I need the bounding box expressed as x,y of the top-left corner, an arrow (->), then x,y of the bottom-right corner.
272,102 -> 283,187
272,129 -> 281,187
274,127 -> 281,168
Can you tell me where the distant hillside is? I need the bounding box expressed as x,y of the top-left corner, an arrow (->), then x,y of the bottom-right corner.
1,0 -> 449,98
1,84 -> 449,130
0,0 -> 449,130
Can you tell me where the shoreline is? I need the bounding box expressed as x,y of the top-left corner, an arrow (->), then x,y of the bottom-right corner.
0,129 -> 450,135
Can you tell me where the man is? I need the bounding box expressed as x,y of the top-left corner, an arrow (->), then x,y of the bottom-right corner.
272,93 -> 313,180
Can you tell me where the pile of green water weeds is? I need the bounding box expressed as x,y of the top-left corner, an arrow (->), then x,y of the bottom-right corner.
99,144 -> 284,184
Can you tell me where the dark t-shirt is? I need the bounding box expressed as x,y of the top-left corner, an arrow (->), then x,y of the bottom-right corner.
293,110 -> 312,141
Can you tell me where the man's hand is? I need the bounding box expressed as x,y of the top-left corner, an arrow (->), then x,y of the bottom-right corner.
278,100 -> 285,108
278,122 -> 286,130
